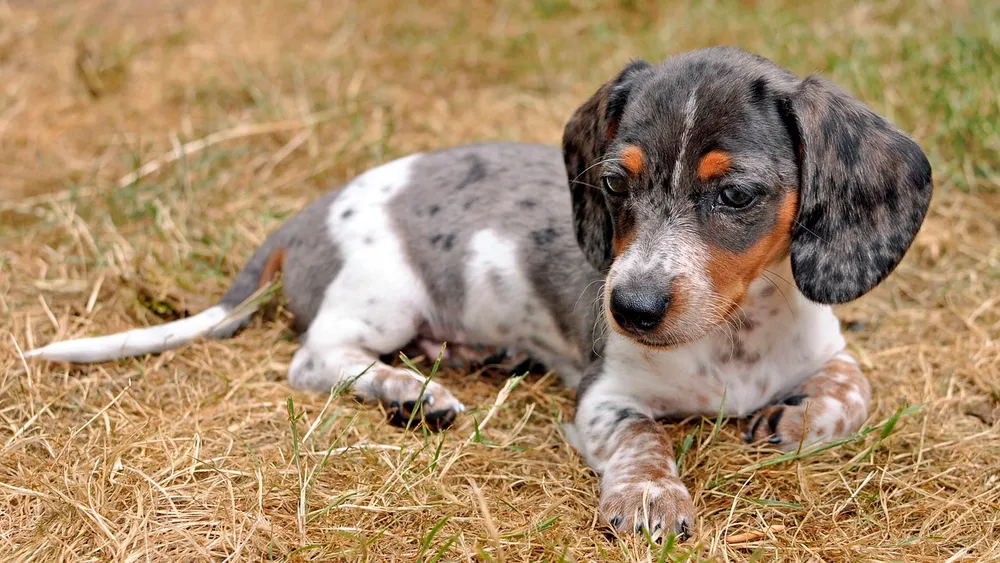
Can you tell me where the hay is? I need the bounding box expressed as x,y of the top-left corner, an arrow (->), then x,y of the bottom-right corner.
2,0 -> 998,560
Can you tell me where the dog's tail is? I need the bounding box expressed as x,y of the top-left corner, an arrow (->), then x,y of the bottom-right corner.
22,235 -> 288,364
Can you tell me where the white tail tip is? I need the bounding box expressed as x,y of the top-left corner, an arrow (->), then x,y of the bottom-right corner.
23,305 -> 237,363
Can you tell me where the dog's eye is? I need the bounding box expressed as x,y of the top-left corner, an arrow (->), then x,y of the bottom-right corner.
603,176 -> 628,196
717,186 -> 756,209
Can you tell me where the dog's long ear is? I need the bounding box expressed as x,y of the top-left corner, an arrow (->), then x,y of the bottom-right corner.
562,60 -> 652,272
783,75 -> 932,304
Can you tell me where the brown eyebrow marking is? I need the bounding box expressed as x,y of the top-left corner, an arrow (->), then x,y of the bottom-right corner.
621,145 -> 645,176
697,150 -> 732,182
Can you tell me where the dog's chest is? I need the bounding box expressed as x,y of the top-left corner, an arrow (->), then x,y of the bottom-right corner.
604,283 -> 846,419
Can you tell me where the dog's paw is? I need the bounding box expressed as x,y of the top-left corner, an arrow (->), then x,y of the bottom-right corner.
743,394 -> 827,450
385,378 -> 465,431
600,477 -> 695,541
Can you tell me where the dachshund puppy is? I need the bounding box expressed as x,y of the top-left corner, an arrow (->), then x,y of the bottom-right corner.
25,47 -> 932,540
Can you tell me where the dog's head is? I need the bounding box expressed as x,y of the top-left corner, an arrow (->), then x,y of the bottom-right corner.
563,47 -> 932,347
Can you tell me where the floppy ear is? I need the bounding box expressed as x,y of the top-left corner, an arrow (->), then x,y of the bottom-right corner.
784,75 -> 933,304
562,60 -> 652,272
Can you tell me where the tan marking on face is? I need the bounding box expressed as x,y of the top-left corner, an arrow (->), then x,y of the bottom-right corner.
706,191 -> 799,309
621,145 -> 645,176
697,150 -> 732,182
258,247 -> 287,290
613,227 -> 636,257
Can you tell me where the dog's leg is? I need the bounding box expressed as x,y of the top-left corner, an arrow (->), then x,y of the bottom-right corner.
743,350 -> 871,450
288,310 -> 465,430
569,367 -> 695,540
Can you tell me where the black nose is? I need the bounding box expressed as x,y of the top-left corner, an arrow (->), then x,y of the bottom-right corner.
609,284 -> 669,333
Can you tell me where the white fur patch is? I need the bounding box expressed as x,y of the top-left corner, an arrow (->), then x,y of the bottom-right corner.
22,305 -> 235,363
670,90 -> 699,190
289,154 -> 435,390
460,229 -> 583,377
600,259 -> 847,420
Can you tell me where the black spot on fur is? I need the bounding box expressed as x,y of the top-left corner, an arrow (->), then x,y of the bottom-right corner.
429,205 -> 440,216
749,77 -> 769,105
340,208 -> 353,219
455,155 -> 488,191
363,236 -> 374,245
430,233 -> 457,251
463,197 -> 479,210
532,227 -> 559,246
613,408 -> 643,427
518,199 -> 537,209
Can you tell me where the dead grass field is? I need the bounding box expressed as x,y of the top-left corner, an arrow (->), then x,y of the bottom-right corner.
2,0 -> 999,561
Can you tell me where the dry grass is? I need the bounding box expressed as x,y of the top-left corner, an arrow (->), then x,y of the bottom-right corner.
2,0 -> 999,561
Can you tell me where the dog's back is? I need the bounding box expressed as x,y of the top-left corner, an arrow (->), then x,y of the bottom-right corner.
25,142 -> 603,386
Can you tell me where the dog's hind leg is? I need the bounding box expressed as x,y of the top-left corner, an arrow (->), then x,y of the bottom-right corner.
288,301 -> 465,431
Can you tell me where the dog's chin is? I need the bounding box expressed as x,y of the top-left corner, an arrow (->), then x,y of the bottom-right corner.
611,322 -> 714,350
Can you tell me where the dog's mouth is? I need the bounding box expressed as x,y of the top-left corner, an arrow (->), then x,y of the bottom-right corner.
609,319 -> 708,350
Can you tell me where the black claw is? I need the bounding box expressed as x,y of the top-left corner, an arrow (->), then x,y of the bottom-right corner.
767,407 -> 785,434
387,406 -> 410,428
767,434 -> 783,444
678,519 -> 691,541
652,522 -> 662,533
746,411 -> 766,442
782,394 -> 807,406
507,357 -> 548,376
423,407 -> 458,431
609,516 -> 622,529
387,404 -> 458,431
479,352 -> 509,367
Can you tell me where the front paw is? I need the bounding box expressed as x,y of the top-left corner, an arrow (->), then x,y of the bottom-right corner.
600,477 -> 695,541
743,394 -> 822,450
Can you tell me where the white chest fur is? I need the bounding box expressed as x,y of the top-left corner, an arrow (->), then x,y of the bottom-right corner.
600,260 -> 846,419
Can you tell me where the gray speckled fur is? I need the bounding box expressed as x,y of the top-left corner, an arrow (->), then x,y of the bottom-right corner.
392,144 -> 605,362
564,46 -> 931,307
220,142 -> 607,369
219,189 -> 343,334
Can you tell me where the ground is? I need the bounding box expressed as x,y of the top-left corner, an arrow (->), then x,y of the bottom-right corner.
1,0 -> 999,561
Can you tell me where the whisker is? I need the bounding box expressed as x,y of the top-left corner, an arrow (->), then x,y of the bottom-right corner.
793,220 -> 831,245
760,269 -> 795,315
574,278 -> 606,313
571,156 -> 623,187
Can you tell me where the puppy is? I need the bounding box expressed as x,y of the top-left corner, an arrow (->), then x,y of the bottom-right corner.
24,47 -> 932,540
